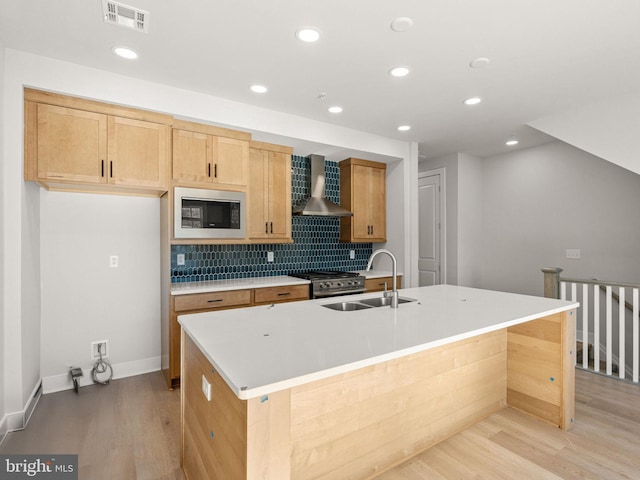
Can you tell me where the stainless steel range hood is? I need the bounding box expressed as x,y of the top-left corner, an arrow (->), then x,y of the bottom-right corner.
292,154 -> 353,217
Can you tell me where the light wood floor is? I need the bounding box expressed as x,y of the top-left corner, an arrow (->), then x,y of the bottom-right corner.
2,368 -> 639,479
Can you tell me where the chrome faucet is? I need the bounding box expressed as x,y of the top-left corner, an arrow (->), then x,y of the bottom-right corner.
366,249 -> 399,308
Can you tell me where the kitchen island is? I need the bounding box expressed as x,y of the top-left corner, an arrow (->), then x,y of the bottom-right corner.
179,285 -> 578,479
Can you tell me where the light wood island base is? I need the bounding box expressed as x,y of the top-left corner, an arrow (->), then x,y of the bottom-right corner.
181,310 -> 575,480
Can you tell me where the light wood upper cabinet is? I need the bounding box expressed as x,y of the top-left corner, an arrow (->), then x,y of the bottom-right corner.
24,89 -> 171,195
340,158 -> 387,242
108,116 -> 169,188
33,103 -> 107,184
171,121 -> 250,187
247,142 -> 292,242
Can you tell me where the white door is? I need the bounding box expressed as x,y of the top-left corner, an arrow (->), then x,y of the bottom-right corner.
418,172 -> 442,286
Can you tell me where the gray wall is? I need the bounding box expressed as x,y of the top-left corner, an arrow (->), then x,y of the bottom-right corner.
0,36 -> 5,439
481,141 -> 640,296
420,141 -> 640,296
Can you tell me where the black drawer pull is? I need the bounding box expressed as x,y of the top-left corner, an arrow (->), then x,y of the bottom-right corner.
207,299 -> 223,303
277,292 -> 290,296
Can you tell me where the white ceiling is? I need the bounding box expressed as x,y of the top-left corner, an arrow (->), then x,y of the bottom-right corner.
2,0 -> 639,160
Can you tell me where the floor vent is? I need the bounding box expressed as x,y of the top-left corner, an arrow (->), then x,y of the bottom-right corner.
102,0 -> 149,33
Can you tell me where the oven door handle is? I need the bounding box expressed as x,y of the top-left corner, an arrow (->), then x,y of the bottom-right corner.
313,288 -> 366,298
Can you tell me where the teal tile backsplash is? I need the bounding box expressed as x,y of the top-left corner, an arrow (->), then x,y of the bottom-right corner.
171,155 -> 373,283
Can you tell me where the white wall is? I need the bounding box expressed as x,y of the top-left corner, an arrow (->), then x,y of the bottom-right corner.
457,153 -> 483,287
1,49 -> 414,421
529,93 -> 640,177
40,192 -> 160,392
0,36 -> 6,440
480,141 -> 640,296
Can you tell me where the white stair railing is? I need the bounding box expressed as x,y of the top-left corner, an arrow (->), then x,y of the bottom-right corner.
543,267 -> 640,383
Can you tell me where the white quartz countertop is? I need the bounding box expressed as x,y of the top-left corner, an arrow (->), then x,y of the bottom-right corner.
171,275 -> 309,295
179,285 -> 578,400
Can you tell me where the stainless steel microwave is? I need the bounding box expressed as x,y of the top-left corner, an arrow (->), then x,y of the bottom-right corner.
174,187 -> 246,239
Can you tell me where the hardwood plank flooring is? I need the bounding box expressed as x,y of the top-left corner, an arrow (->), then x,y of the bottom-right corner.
1,369 -> 639,479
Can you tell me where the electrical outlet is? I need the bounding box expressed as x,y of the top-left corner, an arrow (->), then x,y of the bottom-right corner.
349,250 -> 355,260
566,249 -> 581,259
109,255 -> 118,268
267,251 -> 274,263
202,375 -> 212,401
91,340 -> 109,360
177,253 -> 185,266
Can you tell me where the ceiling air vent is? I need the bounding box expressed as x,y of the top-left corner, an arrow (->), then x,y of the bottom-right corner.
102,0 -> 149,33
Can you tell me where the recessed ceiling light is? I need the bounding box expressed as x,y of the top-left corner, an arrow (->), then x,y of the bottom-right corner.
295,28 -> 320,43
469,57 -> 491,69
397,125 -> 411,132
505,138 -> 519,146
390,17 -> 414,32
389,66 -> 410,77
328,106 -> 343,114
112,46 -> 138,60
250,85 -> 268,94
464,96 -> 482,106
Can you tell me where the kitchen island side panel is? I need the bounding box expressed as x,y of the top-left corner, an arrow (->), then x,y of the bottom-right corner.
288,329 -> 508,480
506,310 -> 576,430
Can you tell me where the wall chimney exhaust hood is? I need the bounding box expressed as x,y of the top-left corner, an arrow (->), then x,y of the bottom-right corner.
292,154 -> 353,217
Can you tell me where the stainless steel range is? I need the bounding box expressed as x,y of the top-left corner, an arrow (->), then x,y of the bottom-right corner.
289,270 -> 366,298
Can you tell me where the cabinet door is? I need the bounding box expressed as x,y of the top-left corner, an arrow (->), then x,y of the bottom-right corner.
267,151 -> 292,239
172,129 -> 212,183
213,137 -> 248,186
352,165 -> 374,240
247,148 -> 270,238
108,116 -> 169,189
36,104 -> 107,183
368,166 -> 387,241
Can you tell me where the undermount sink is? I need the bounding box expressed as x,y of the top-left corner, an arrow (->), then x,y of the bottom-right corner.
322,301 -> 373,311
322,296 -> 416,311
359,296 -> 416,307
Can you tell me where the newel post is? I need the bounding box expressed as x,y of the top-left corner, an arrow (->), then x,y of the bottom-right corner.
541,267 -> 563,299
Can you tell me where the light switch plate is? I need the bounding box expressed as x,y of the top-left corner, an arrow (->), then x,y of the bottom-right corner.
202,375 -> 212,401
566,249 -> 581,259
349,250 -> 355,260
267,251 -> 274,263
177,253 -> 185,266
109,255 -> 118,268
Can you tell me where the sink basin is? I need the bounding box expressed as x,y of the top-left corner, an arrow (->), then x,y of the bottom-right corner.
322,301 -> 373,311
359,296 -> 416,307
321,296 -> 417,311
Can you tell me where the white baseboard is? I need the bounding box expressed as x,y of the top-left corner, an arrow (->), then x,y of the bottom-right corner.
42,356 -> 161,394
0,380 -> 42,446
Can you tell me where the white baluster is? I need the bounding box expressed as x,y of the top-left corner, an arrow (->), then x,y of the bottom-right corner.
606,286 -> 613,376
582,284 -> 589,369
619,287 -> 626,379
594,284 -> 600,373
634,288 -> 639,383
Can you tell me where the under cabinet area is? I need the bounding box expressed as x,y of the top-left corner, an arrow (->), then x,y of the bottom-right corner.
24,89 -> 171,195
339,158 -> 387,242
172,120 -> 250,187
165,283 -> 310,388
247,141 -> 293,242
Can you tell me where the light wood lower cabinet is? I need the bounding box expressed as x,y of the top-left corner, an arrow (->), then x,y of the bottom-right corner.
365,275 -> 402,292
165,285 -> 309,388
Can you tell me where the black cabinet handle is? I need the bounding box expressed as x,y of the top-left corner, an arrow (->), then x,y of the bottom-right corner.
265,222 -> 269,234
270,222 -> 273,234
208,163 -> 211,177
214,164 -> 218,178
207,299 -> 223,303
110,161 -> 113,178
277,292 -> 290,296
101,160 -> 105,177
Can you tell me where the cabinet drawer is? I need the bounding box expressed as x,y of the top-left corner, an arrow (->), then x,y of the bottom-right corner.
365,276 -> 402,292
254,284 -> 309,304
174,289 -> 252,312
